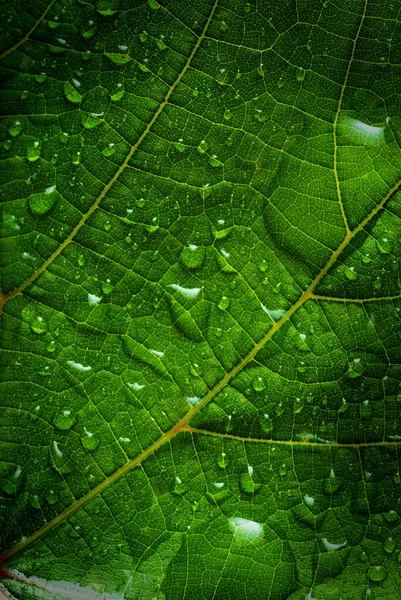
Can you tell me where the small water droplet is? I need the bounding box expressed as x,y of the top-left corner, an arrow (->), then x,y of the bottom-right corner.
209,156 -> 222,168
383,510 -> 399,522
253,377 -> 266,392
139,31 -> 149,42
383,536 -> 395,553
258,260 -> 268,272
344,266 -> 358,280
26,142 -> 41,162
360,400 -> 372,419
223,109 -> 232,120
323,469 -> 341,494
46,489 -> 58,504
29,494 -> 41,509
197,139 -> 208,154
180,245 -> 205,270
101,279 -> 114,294
376,237 -> 393,254
218,296 -> 230,310
296,68 -> 306,82
172,476 -> 188,495
102,143 -> 115,157
173,141 -> 185,152
216,453 -> 229,470
1,466 -> 25,496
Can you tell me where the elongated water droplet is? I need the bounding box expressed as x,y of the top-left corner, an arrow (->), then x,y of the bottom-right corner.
1,466 -> 25,496
82,428 -> 99,451
218,296 -> 230,310
46,489 -> 58,504
8,121 -> 23,137
172,476 -> 188,495
384,536 -> 395,553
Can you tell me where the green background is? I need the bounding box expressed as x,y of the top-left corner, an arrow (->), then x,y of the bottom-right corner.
1,0 -> 401,598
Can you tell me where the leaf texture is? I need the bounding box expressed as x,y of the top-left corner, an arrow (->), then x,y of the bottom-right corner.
1,0 -> 401,599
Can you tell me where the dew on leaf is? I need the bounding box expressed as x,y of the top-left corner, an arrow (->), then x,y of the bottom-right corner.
29,494 -> 41,509
46,489 -> 58,504
105,52 -> 131,64
64,81 -> 82,103
82,113 -> 103,129
82,428 -> 99,451
239,472 -> 261,494
259,260 -> 268,272
180,245 -> 205,270
323,468 -> 341,494
102,280 -> 114,294
26,142 -> 41,162
156,39 -> 167,50
218,296 -> 230,310
261,414 -> 272,435
360,400 -> 372,419
29,315 -> 47,335
172,476 -> 188,496
275,402 -> 284,416
148,0 -> 160,8
173,141 -> 185,152
46,340 -> 56,353
110,90 -> 125,102
253,377 -> 266,392
102,143 -> 115,157
383,536 -> 395,553
367,566 -> 387,582
293,398 -> 303,413
1,466 -> 25,496
344,266 -> 358,281
296,68 -> 306,82
54,410 -> 76,430
383,510 -> 399,522
209,156 -> 222,167
217,452 -> 229,469
279,463 -> 287,476
304,494 -> 315,507
139,31 -> 149,42
224,109 -> 232,120
8,121 -> 23,137
197,139 -> 208,154
376,237 -> 393,254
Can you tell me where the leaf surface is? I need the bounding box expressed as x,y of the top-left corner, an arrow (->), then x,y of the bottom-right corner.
1,0 -> 401,599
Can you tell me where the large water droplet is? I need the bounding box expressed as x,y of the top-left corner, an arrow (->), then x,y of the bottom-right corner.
29,185 -> 58,217
26,142 -> 41,162
229,517 -> 264,543
101,279 -> 114,294
49,440 -> 72,474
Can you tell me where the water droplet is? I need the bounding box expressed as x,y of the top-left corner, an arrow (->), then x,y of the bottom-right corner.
218,296 -> 230,310
209,156 -> 222,167
261,414 -> 272,435
296,68 -> 306,82
244,2 -> 251,13
275,402 -> 284,416
139,31 -> 149,42
173,141 -> 185,152
26,142 -> 41,162
258,260 -> 268,272
46,489 -> 58,504
82,428 -> 99,451
239,471 -> 261,494
1,466 -> 25,496
29,185 -> 58,216
49,440 -> 71,474
105,52 -> 131,64
102,143 -> 115,157
29,494 -> 41,509
376,237 -> 393,254
304,494 -> 315,507
359,551 -> 368,562
323,468 -> 341,494
384,536 -> 395,553
362,255 -> 371,264
197,139 -> 208,154
229,517 -> 264,543
35,73 -> 47,84
279,463 -> 287,476
136,197 -> 146,208
54,410 -> 76,430
82,113 -> 103,129
180,245 -> 205,270
46,340 -> 56,353
253,377 -> 266,392
64,81 -> 82,104
344,266 -> 358,280
192,87 -> 199,97
172,476 -> 188,495
30,315 -> 47,335
293,398 -> 303,413
139,63 -> 150,73
101,279 -> 114,294
148,0 -> 160,8
8,121 -> 23,137
367,566 -> 387,582
110,90 -> 125,102
360,400 -> 372,419
383,510 -> 399,522
224,109 -> 232,120
216,453 -> 229,469
81,20 -> 96,39
156,39 -> 167,50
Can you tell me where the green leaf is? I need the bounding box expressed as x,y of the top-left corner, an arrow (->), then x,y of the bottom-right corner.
1,0 -> 401,599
